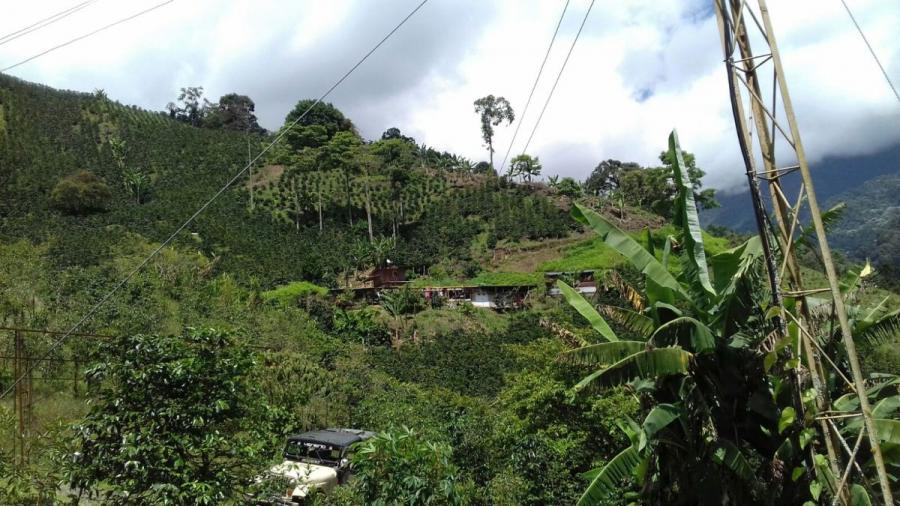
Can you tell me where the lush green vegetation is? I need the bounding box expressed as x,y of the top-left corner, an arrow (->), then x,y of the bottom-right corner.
263,281 -> 330,306
0,76 -> 896,505
0,75 -> 570,290
826,173 -> 900,290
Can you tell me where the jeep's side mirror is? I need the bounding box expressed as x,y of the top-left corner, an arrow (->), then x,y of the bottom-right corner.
340,458 -> 349,468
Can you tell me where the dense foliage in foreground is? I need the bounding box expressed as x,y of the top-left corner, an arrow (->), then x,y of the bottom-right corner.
0,232 -> 643,504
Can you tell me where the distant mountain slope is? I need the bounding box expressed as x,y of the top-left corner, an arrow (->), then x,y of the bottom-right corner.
702,142 -> 900,233
826,173 -> 900,269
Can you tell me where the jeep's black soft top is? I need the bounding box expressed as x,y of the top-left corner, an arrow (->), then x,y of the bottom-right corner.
287,428 -> 375,448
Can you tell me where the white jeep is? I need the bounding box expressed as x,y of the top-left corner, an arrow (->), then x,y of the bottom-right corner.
264,428 -> 374,503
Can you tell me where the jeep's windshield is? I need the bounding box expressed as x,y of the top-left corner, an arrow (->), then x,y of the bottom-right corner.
283,440 -> 343,464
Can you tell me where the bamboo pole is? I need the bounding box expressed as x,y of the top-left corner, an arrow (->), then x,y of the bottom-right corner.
755,0 -> 893,502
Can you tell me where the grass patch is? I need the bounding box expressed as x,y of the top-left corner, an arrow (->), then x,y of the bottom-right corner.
469,271 -> 543,286
410,272 -> 543,288
538,237 -> 623,272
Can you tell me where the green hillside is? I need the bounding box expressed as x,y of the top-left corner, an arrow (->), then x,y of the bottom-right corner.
0,74 -> 571,288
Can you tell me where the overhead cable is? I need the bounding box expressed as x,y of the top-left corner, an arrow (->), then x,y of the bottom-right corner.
520,0 -> 595,157
498,0 -> 570,174
1,0 -> 173,73
837,0 -> 899,104
0,0 -> 99,47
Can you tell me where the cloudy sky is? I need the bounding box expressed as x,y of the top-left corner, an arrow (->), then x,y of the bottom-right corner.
2,0 -> 898,191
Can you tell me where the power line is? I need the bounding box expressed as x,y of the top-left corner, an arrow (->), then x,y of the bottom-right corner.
497,0 -> 570,174
0,325 -> 113,339
837,0 -> 899,104
520,0 -> 595,157
1,0 -> 173,73
0,0 -> 431,401
0,0 -> 99,47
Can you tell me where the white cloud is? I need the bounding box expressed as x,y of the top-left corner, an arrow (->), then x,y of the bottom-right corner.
1,0 -> 897,192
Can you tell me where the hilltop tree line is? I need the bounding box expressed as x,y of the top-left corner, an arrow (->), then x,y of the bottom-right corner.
162,87 -> 718,222
166,86 -> 266,133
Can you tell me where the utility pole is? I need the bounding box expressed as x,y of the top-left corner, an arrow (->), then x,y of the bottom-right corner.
247,103 -> 255,211
714,1 -> 894,503
13,329 -> 30,467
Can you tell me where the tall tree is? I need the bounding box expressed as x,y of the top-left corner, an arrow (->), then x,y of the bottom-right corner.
166,86 -> 211,127
356,146 -> 383,242
381,127 -> 416,144
284,99 -> 354,151
584,159 -> 641,196
473,95 -> 515,170
324,131 -> 364,225
206,93 -> 263,133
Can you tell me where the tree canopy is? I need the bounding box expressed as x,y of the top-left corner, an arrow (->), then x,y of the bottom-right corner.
205,93 -> 264,133
284,99 -> 356,151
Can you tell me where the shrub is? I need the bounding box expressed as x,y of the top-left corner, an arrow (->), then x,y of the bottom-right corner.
262,280 -> 329,306
66,328 -> 270,504
350,427 -> 474,505
50,170 -> 111,214
333,307 -> 391,346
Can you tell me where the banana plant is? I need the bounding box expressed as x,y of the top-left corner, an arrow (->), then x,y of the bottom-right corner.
562,130 -> 809,504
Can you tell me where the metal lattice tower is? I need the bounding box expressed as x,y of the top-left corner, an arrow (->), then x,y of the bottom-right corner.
713,0 -> 894,503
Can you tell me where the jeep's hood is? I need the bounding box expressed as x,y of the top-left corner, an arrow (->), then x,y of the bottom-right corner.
269,460 -> 338,498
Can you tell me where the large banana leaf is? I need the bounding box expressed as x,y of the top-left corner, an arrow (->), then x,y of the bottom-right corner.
669,130 -> 715,299
874,418 -> 900,444
850,484 -> 871,506
649,316 -> 716,354
560,341 -> 647,367
600,305 -> 655,338
557,280 -> 619,342
577,446 -> 642,506
640,403 -> 681,450
846,395 -> 900,432
711,440 -> 754,481
855,309 -> 900,346
572,203 -> 686,302
662,235 -> 673,269
833,375 -> 900,412
860,295 -> 890,323
574,348 -> 692,390
839,259 -> 872,298
708,236 -> 763,300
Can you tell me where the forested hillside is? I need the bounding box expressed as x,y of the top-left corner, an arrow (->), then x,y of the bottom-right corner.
702,143 -> 900,284
826,173 -> 900,289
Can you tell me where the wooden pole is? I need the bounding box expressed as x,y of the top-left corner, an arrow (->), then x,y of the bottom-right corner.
755,1 -> 893,502
14,329 -> 25,467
